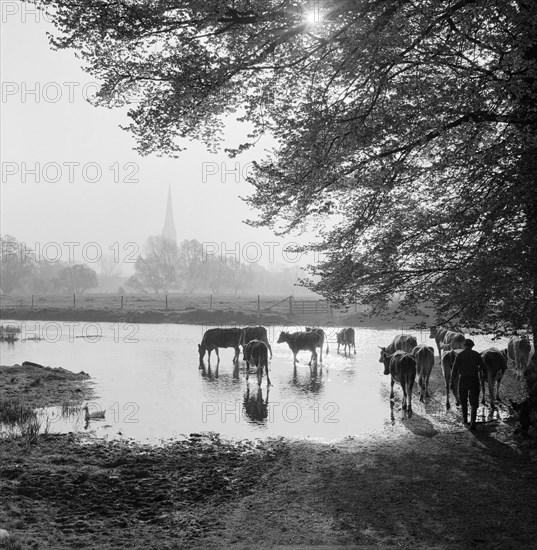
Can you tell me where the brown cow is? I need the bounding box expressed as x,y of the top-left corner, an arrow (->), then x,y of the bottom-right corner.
277,331 -> 320,367
378,334 -> 418,362
198,328 -> 244,366
507,335 -> 532,379
430,326 -> 465,361
441,349 -> 462,410
244,339 -> 271,386
305,327 -> 329,363
337,328 -> 356,356
412,344 -> 435,402
240,326 -> 273,359
380,350 -> 417,414
480,348 -> 507,409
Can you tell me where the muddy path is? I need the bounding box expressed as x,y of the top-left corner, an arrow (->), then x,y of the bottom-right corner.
1,362 -> 536,549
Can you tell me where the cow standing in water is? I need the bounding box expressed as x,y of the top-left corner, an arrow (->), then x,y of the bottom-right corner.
380,350 -> 417,414
277,331 -> 321,367
429,326 -> 465,362
305,327 -> 329,364
337,328 -> 356,356
412,344 -> 435,402
198,328 -> 244,366
243,339 -> 271,386
240,326 -> 273,359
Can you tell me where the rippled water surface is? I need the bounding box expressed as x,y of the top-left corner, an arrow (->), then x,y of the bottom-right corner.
1,321 -> 510,442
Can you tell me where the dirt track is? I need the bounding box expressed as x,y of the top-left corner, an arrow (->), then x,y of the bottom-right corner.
1,363 -> 536,550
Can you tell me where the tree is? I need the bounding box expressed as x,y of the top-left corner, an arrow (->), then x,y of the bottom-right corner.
0,235 -> 34,294
127,235 -> 179,293
28,261 -> 70,294
58,264 -> 99,294
36,1 -> 537,343
177,239 -> 205,293
98,253 -> 122,278
202,256 -> 233,295
226,259 -> 254,295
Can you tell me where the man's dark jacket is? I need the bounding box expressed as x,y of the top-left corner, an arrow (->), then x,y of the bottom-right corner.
450,348 -> 485,385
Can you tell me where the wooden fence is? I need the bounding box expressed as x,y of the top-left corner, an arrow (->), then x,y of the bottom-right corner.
0,293 -> 335,316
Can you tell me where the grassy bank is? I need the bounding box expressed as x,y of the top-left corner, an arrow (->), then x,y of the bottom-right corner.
0,292 -> 428,329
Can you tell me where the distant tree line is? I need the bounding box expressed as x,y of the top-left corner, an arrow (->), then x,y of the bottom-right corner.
0,235 -> 312,296
0,235 -> 99,295
126,236 -> 309,295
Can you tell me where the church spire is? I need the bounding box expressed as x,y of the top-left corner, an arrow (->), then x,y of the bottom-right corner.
162,184 -> 177,243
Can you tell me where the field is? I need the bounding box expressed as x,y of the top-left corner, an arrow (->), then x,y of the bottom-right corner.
0,292 -> 410,329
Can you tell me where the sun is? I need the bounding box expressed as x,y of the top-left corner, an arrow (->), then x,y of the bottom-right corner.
305,9 -> 323,25
306,12 -> 318,24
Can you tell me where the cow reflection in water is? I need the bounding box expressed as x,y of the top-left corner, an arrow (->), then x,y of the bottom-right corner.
243,386 -> 269,423
199,361 -> 240,381
290,363 -> 324,394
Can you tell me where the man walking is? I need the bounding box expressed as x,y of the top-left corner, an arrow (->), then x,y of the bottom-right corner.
450,339 -> 485,430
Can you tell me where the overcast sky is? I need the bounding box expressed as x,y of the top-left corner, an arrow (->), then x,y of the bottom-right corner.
0,5 -> 316,273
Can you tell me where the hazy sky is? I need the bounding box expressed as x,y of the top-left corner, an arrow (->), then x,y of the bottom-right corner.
0,5 -> 316,273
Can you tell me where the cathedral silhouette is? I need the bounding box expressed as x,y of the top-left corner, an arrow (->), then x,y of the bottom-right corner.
161,185 -> 177,243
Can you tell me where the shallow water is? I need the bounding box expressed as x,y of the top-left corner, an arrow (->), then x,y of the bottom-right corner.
0,320 -> 511,442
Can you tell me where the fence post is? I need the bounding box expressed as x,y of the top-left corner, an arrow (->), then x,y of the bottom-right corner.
73,293 -> 76,309
165,294 -> 168,310
210,294 -> 213,310
31,295 -> 34,309
257,294 -> 260,312
120,295 -> 124,310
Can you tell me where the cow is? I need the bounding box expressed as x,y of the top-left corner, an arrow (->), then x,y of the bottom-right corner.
440,349 -> 462,409
507,335 -> 532,379
412,344 -> 435,402
480,348 -> 507,409
380,349 -> 417,414
277,331 -> 321,367
337,328 -> 356,356
243,339 -> 271,386
429,326 -> 465,361
198,328 -> 244,366
378,334 -> 418,363
240,326 -> 273,359
305,327 -> 329,363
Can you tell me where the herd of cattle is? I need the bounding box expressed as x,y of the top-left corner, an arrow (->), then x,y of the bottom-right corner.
198,325 -> 533,414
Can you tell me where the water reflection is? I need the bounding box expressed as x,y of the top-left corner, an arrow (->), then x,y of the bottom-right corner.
199,362 -> 219,381
243,385 -> 270,424
0,321 -> 514,442
289,363 -> 325,395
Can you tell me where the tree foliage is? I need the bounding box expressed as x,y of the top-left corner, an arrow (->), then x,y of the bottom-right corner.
58,264 -> 99,294
127,235 -> 180,293
35,0 -> 537,337
0,235 -> 34,294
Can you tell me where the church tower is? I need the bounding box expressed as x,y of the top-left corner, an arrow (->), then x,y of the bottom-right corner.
162,185 -> 177,243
